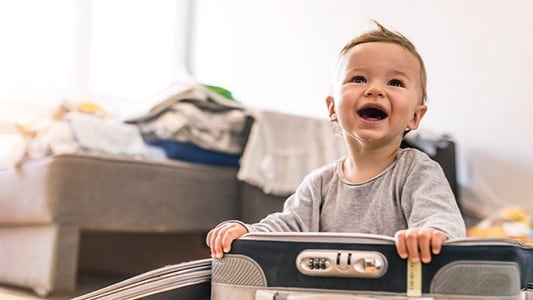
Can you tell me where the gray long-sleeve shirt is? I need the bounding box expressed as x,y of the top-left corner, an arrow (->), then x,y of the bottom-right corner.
245,148 -> 466,239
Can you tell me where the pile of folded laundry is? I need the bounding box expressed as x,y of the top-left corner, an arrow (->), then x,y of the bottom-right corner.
125,83 -> 253,167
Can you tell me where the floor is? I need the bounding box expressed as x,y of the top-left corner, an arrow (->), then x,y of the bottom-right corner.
0,286 -> 69,300
0,273 -> 127,300
0,231 -> 210,300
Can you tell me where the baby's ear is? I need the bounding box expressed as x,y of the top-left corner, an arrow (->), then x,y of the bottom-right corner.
325,96 -> 337,121
407,104 -> 427,130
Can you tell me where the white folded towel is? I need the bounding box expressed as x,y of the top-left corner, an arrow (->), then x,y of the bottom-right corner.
238,109 -> 345,196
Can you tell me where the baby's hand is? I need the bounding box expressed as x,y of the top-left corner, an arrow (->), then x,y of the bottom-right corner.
206,222 -> 248,259
394,228 -> 447,263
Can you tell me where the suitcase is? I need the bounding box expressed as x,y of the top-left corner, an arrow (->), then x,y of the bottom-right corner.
211,232 -> 533,300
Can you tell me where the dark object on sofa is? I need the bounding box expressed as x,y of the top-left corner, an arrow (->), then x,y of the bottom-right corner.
401,136 -> 460,207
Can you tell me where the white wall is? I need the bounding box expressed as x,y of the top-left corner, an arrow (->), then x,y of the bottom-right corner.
191,0 -> 533,211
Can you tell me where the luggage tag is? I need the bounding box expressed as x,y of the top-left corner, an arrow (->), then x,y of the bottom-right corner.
406,260 -> 422,297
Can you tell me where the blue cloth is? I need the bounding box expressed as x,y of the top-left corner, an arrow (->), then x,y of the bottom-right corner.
149,140 -> 240,167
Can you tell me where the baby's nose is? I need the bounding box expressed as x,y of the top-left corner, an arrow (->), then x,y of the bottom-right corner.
364,86 -> 384,97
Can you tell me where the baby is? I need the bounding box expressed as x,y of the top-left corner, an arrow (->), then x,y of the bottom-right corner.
207,21 -> 466,264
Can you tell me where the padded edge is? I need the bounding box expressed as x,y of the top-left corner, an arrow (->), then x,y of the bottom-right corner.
211,254 -> 267,287
430,260 -> 520,296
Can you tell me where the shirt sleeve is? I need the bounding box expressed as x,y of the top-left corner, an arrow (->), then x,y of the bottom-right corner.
245,173 -> 320,233
400,155 -> 466,239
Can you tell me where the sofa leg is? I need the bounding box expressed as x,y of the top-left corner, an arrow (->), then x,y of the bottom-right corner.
0,224 -> 80,296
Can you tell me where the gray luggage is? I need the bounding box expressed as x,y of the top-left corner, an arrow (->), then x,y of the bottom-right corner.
211,232 -> 533,300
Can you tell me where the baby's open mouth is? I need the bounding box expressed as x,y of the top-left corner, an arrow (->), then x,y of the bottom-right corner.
357,107 -> 388,121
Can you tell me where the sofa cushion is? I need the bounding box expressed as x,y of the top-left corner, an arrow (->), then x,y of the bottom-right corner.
0,154 -> 241,231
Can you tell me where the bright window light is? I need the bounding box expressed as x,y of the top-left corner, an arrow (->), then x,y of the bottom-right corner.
0,0 -> 74,123
0,1 -> 74,90
90,0 -> 177,101
0,0 -> 181,128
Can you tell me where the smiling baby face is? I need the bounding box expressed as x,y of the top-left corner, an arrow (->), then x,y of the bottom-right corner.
327,41 -> 427,146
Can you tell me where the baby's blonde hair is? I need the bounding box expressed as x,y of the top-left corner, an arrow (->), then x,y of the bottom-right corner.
336,21 -> 427,104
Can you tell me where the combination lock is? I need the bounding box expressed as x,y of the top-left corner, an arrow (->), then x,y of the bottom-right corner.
307,257 -> 328,270
296,249 -> 387,278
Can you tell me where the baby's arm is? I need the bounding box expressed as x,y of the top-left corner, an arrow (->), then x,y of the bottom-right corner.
394,227 -> 447,263
394,153 -> 465,263
206,221 -> 248,259
206,172 -> 321,259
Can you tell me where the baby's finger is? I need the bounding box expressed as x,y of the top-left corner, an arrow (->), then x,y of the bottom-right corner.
212,226 -> 229,259
220,227 -> 236,253
405,229 -> 420,263
394,230 -> 408,259
207,228 -> 218,255
431,230 -> 447,255
223,224 -> 248,253
417,228 -> 432,263
206,229 -> 214,247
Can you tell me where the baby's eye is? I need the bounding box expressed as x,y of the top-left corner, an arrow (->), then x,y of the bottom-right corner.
351,76 -> 366,84
388,79 -> 404,87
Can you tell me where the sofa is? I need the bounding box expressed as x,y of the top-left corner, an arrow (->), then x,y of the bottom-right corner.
0,153 -> 284,297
